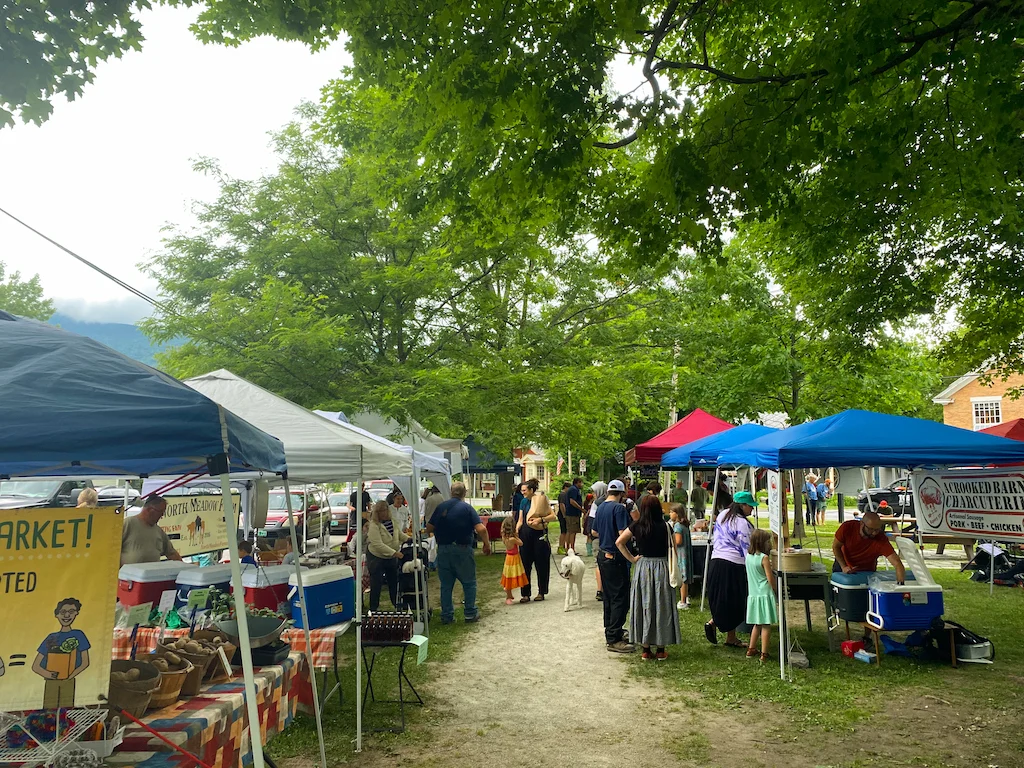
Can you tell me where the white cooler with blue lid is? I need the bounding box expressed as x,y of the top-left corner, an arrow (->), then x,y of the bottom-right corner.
290,565 -> 354,628
174,564 -> 233,610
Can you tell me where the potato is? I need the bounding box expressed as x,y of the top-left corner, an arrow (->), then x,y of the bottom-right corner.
184,642 -> 201,654
152,658 -> 169,672
212,637 -> 224,645
165,652 -> 182,665
125,668 -> 141,681
110,671 -> 128,683
173,638 -> 189,650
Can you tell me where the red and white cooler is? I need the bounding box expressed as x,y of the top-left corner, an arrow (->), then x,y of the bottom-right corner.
243,565 -> 302,615
117,562 -> 196,607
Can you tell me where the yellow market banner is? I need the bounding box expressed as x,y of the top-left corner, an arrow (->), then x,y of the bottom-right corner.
158,493 -> 240,557
0,507 -> 122,711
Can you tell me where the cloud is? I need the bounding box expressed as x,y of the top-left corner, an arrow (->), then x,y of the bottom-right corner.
53,296 -> 154,325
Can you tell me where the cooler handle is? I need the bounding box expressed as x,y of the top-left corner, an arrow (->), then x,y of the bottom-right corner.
866,611 -> 884,630
119,579 -> 134,592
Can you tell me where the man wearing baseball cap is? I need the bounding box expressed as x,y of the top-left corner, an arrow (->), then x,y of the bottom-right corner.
595,479 -> 634,653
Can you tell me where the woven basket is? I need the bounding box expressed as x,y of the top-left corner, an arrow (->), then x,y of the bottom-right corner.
179,661 -> 206,696
191,630 -> 236,682
156,640 -> 216,677
108,661 -> 160,718
147,661 -> 193,710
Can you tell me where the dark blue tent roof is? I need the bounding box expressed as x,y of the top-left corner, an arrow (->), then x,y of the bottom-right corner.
464,437 -> 515,473
661,423 -> 778,468
717,409 -> 1024,470
0,312 -> 286,478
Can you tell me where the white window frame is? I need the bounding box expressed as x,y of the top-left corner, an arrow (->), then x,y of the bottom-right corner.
970,396 -> 1002,431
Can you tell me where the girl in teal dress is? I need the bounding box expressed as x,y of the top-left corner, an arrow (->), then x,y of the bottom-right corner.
745,529 -> 778,662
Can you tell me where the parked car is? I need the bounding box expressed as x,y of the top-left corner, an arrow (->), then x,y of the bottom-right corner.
259,488 -> 327,541
0,479 -> 125,510
327,492 -> 350,533
856,477 -> 914,516
366,480 -> 395,504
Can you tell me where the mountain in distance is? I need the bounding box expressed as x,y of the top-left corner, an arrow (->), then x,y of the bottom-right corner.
48,313 -> 178,367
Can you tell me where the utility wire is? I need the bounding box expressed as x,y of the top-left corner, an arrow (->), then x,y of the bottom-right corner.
0,204 -> 333,399
0,206 -> 169,313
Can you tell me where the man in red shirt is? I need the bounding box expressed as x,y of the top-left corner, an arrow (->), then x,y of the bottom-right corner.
832,511 -> 906,584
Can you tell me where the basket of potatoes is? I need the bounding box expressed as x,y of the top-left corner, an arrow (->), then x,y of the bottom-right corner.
108,660 -> 161,718
147,654 -> 194,710
191,630 -> 236,683
157,637 -> 218,676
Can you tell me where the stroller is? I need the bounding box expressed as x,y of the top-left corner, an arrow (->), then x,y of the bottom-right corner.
398,540 -> 432,622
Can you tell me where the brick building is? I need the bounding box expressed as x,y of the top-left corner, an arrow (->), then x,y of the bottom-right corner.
932,371 -> 1024,431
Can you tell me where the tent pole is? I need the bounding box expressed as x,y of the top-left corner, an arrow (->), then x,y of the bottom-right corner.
699,466 -> 721,613
355,469 -> 364,752
283,478 -> 328,768
220,474 -> 266,768
411,472 -> 427,637
990,539 -> 995,596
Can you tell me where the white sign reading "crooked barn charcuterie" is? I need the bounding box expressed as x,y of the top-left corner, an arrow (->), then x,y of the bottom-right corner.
912,469 -> 1024,542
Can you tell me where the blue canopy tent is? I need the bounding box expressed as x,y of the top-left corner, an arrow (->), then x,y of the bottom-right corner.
0,312 -> 294,768
717,409 -> 1024,469
661,423 -> 778,468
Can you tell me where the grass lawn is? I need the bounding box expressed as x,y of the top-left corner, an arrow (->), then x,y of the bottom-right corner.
267,548 -> 506,764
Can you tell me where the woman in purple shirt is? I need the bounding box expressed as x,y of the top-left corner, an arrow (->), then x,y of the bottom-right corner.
704,491 -> 757,648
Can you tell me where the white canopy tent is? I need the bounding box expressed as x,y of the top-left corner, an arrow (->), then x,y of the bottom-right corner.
347,410 -> 466,476
314,410 -> 452,497
185,369 -> 417,751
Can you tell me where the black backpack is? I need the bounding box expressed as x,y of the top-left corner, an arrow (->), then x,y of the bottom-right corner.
930,618 -> 995,662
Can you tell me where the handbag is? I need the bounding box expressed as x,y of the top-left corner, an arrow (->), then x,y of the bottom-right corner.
667,522 -> 681,588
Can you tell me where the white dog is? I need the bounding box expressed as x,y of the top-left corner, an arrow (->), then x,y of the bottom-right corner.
560,548 -> 586,611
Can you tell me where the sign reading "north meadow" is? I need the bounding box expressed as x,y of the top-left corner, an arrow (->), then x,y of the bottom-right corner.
913,469 -> 1024,542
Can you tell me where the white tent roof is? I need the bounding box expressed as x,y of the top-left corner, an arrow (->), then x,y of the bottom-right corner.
314,411 -> 450,478
185,370 -> 413,482
347,410 -> 465,475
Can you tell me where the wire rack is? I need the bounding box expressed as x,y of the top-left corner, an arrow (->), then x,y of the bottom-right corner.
0,708 -> 108,766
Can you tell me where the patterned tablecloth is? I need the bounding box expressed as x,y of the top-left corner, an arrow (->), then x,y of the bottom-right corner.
107,652 -> 311,768
113,623 -> 350,670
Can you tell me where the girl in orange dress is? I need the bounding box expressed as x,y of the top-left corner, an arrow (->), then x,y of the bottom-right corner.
500,516 -> 528,605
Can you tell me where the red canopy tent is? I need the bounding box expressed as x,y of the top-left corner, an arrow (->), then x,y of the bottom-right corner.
626,408 -> 733,465
981,418 -> 1024,442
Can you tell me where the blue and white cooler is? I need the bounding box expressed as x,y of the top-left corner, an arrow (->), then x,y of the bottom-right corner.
174,564 -> 233,610
866,538 -> 944,630
290,565 -> 355,629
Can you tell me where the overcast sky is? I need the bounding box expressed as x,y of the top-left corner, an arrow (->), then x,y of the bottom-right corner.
0,5 -> 350,324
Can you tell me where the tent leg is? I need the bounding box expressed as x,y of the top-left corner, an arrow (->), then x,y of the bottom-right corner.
411,473 -> 427,637
355,474 -> 364,752
220,475 -> 266,768
283,479 -> 328,768
990,540 -> 995,596
699,466 -> 721,613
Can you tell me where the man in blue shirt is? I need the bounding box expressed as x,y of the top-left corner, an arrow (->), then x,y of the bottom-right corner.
565,477 -> 585,553
595,480 -> 633,653
427,481 -> 491,623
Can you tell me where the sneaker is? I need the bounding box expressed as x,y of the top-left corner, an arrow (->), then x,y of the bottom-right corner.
607,640 -> 634,654
465,615 -> 480,623
641,649 -> 655,661
557,547 -> 566,555
682,600 -> 690,610
595,591 -> 603,601
655,650 -> 668,661
676,600 -> 685,609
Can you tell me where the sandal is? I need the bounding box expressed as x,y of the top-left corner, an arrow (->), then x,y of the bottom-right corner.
533,595 -> 545,602
519,596 -> 531,604
505,598 -> 515,605
746,648 -> 758,658
723,640 -> 745,649
760,653 -> 769,663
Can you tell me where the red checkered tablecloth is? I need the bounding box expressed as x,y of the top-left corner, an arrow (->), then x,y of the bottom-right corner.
114,623 -> 351,670
113,628 -> 189,659
281,622 -> 352,670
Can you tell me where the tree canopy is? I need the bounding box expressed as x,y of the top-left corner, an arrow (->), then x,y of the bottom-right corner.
0,261 -> 55,320
143,100 -> 674,459
183,0 -> 1024,379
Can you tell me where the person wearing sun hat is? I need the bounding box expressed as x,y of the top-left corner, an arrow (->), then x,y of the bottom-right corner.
704,489 -> 758,648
